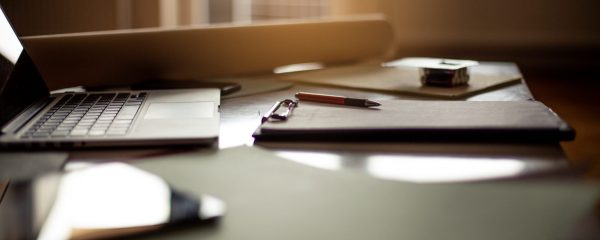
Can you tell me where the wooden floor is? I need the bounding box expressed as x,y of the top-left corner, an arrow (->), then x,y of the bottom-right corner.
523,68 -> 600,178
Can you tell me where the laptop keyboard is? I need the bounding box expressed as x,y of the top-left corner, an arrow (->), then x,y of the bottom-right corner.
21,92 -> 147,139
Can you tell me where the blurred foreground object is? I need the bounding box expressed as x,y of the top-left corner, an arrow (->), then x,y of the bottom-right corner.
0,163 -> 225,240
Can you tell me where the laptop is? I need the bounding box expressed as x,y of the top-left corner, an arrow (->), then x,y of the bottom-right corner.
0,7 -> 220,149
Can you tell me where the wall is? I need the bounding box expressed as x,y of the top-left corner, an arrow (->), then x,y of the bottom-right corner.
0,0 -> 119,35
330,0 -> 600,68
0,0 -> 179,35
3,0 -> 598,69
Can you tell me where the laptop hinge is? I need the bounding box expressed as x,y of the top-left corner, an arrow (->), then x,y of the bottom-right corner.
1,98 -> 53,134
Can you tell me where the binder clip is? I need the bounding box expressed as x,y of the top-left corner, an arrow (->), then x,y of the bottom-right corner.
261,99 -> 298,123
418,59 -> 479,87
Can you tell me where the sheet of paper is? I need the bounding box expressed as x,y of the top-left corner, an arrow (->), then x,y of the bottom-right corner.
279,60 -> 521,98
261,100 -> 562,131
135,146 -> 599,240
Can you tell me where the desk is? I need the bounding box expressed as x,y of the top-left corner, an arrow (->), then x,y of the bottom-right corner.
217,80 -> 567,183
63,79 -> 568,183
1,72 -> 597,239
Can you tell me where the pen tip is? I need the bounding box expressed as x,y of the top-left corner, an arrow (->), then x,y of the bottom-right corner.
366,100 -> 381,107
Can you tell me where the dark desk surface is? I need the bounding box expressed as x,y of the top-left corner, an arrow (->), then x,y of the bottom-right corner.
217,80 -> 566,182
62,79 -> 569,183
2,70 -> 595,238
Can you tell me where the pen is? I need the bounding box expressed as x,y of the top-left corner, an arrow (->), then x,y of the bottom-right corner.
295,92 -> 381,108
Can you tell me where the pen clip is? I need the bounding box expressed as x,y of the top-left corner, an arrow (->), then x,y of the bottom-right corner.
262,99 -> 298,123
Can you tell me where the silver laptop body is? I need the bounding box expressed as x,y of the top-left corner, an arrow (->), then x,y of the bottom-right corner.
1,89 -> 220,149
0,7 -> 220,149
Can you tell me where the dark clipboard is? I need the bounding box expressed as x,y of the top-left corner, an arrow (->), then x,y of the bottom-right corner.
253,100 -> 575,142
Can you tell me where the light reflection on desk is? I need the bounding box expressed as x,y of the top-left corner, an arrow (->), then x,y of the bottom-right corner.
273,150 -> 535,183
39,163 -> 171,240
219,118 -> 260,148
275,151 -> 343,170
366,155 -> 526,183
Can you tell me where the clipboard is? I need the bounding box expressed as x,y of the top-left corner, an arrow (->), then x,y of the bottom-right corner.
253,100 -> 575,142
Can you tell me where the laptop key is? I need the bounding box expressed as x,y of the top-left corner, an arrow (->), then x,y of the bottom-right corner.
95,119 -> 112,124
113,119 -> 132,124
32,132 -> 50,137
107,130 -> 127,136
115,105 -> 140,120
51,131 -> 69,137
73,125 -> 91,130
62,120 -> 78,125
65,117 -> 82,121
89,130 -> 106,136
70,129 -> 88,136
22,92 -> 142,139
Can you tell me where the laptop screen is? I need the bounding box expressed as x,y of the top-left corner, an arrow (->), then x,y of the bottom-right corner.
0,6 -> 49,129
0,6 -> 20,85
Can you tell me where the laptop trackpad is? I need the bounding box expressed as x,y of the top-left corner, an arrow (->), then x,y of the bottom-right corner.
144,102 -> 214,119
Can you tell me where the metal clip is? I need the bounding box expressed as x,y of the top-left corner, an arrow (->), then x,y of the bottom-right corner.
261,99 -> 298,123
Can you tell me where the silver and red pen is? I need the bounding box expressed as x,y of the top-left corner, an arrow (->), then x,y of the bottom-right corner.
295,92 -> 381,108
